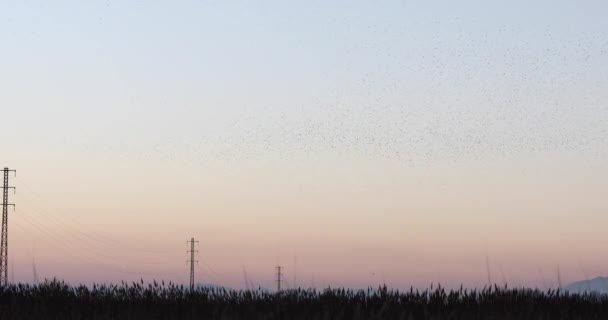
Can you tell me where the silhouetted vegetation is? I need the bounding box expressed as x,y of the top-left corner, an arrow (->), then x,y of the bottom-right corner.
2,279 -> 608,319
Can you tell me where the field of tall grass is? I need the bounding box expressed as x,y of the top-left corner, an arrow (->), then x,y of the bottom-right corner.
2,279 -> 608,319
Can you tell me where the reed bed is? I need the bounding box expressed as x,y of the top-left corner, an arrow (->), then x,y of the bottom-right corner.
1,279 -> 607,319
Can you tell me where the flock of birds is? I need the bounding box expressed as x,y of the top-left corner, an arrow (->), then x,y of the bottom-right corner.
127,25 -> 608,166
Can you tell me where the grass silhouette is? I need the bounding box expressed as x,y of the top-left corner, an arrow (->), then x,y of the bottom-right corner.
2,279 -> 608,319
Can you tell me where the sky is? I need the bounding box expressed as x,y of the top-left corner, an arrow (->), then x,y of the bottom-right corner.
1,0 -> 607,290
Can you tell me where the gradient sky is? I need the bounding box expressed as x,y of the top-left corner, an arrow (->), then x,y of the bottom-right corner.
1,0 -> 608,290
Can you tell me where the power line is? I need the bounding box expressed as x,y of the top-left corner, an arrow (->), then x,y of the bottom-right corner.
14,178 -> 169,255
187,238 -> 198,291
11,178 -> 181,279
16,208 -> 155,265
1,167 -> 16,287
4,173 -> 182,281
14,208 -> 178,278
16,204 -> 167,265
11,178 -> 176,269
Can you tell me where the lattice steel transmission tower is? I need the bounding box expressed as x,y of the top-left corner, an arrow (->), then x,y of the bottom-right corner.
1,168 -> 16,287
276,266 -> 283,292
187,238 -> 198,291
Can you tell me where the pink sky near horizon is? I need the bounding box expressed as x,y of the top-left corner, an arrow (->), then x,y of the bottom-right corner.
5,150 -> 608,290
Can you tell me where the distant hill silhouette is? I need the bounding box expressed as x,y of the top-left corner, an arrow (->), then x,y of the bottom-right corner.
195,283 -> 272,292
564,277 -> 608,294
195,282 -> 231,290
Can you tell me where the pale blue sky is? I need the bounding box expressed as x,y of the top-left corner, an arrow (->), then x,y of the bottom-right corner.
1,1 -> 608,288
2,0 -> 607,163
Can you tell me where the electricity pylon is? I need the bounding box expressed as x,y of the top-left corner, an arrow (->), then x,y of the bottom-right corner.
187,238 -> 198,291
276,266 -> 283,292
1,168 -> 16,287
